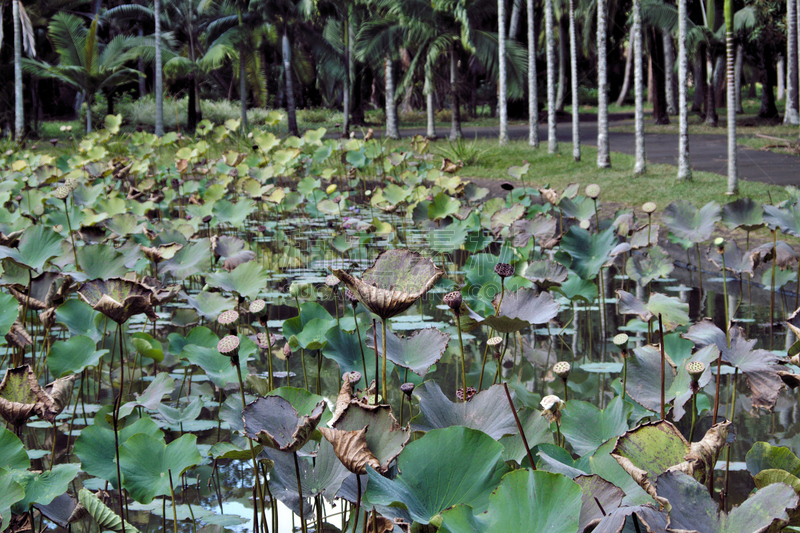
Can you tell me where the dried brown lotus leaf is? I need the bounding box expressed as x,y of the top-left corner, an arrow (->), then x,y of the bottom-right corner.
319,426 -> 382,474
5,322 -> 32,348
330,375 -> 356,426
7,286 -> 46,310
0,365 -> 59,426
667,421 -> 731,484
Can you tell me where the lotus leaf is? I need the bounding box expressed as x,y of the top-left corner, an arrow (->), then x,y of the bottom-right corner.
629,224 -> 660,249
751,240 -> 798,269
327,402 -> 410,472
428,192 -> 461,220
499,407 -> 553,464
684,321 -> 785,410
0,365 -> 74,426
655,470 -> 797,533
4,271 -> 70,311
180,332 -> 251,388
54,299 -> 103,342
588,504 -> 669,533
78,488 -> 140,533
0,224 -> 63,272
33,493 -> 86,528
243,395 -> 326,452
411,381 -> 517,440
10,463 -> 81,512
369,326 -> 449,377
160,239 -> 212,279
118,433 -> 202,504
561,396 -> 632,455
490,204 -> 525,235
616,290 -> 689,331
117,372 -> 175,418
707,239 -> 755,276
626,246 -> 674,286
722,197 -> 764,231
524,259 -> 568,289
625,344 -> 718,420
206,260 -> 268,299
558,227 -> 617,280
48,335 -> 108,378
764,200 -> 800,236
0,426 -> 29,471
559,195 -> 596,221
574,474 -> 625,532
157,397 -> 203,427
78,278 -> 159,324
510,215 -> 557,248
365,426 -> 510,525
0,292 -> 18,338
746,442 -> 800,478
662,200 -> 721,244
438,469 -> 582,533
77,245 -> 129,278
332,249 -> 443,320
184,290 -> 236,321
480,288 -> 559,333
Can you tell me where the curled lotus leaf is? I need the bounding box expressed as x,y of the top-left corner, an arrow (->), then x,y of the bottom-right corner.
243,395 -> 326,452
510,215 -> 557,248
750,241 -> 798,270
482,288 -> 560,333
78,278 -> 159,324
707,240 -> 755,276
319,426 -> 382,474
524,260 -> 568,290
629,224 -> 660,249
331,249 -> 443,320
763,200 -> 800,236
0,365 -> 76,426
140,243 -> 183,263
211,235 -> 255,271
331,403 -> 410,471
5,272 -> 72,311
574,474 -> 625,533
5,321 -> 33,348
588,505 -> 669,533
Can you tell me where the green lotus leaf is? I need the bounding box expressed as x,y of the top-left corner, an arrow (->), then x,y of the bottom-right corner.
490,204 -> 525,235
54,299 -> 103,343
33,493 -> 85,529
243,395 -> 326,452
557,274 -> 599,302
656,470 -> 798,533
762,266 -> 796,291
616,290 -> 689,331
160,238 -> 212,279
268,387 -> 332,426
482,288 -> 560,333
206,260 -> 268,299
117,372 -> 175,418
184,290 -> 236,321
208,441 -> 264,460
722,197 -> 764,231
332,249 -> 443,320
157,397 -> 203,427
366,426 -> 510,525
684,321 -> 784,411
511,215 -> 557,249
0,468 -> 25,531
78,244 -> 129,278
412,381 -> 517,440
213,199 -> 254,227
764,200 -> 800,236
574,474 -> 625,532
74,410 -> 164,488
293,317 -> 334,351
587,439 -> 654,507
130,332 -> 164,362
104,213 -> 145,237
48,335 -> 108,378
439,469 -> 582,533
370,326 -> 449,377
558,226 -> 617,280
587,504 -> 669,533
428,192 -> 461,221
78,278 -> 159,324
629,224 -> 660,249
180,333 -> 250,388
499,407 -> 553,464
78,488 -> 140,533
662,200 -> 721,244
524,259 -> 568,290
746,442 -> 800,478
559,195 -> 596,221
0,291 -> 19,338
707,239 -> 755,275
626,246 -> 674,286
561,396 -> 632,456
0,224 -> 63,272
323,326 -> 366,375
0,426 -> 30,471
429,220 -> 470,253
118,433 -> 202,504
10,463 -> 80,512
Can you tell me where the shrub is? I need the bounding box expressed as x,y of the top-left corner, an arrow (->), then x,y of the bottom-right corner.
434,109 -> 452,122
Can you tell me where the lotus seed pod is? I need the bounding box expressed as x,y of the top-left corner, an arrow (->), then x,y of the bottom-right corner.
289,282 -> 308,298
613,333 -> 629,346
686,361 -> 706,382
249,299 -> 267,317
326,183 -> 338,195
400,382 -> 415,398
347,371 -> 362,384
53,186 -> 70,200
585,183 -> 601,199
553,361 -> 571,380
255,332 -> 270,350
540,394 -> 565,423
714,237 -> 725,253
487,336 -> 503,346
642,202 -> 657,214
64,177 -> 78,190
217,335 -> 240,358
456,387 -> 477,402
502,359 -> 514,369
283,342 -> 292,359
325,274 -> 340,287
443,291 -> 463,313
579,219 -> 591,230
494,263 -> 515,279
218,310 -> 239,327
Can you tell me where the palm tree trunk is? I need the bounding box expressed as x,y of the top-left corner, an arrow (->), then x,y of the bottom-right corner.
499,0 -> 508,145
86,93 -> 92,133
692,52 -> 706,114
545,0 -> 558,152
154,0 -> 164,136
725,0 -> 737,194
556,16 -> 568,111
528,0 -> 539,147
778,57 -> 786,101
283,32 -> 299,136
568,0 -> 579,160
138,27 -> 146,97
705,55 -> 719,127
597,0 -> 609,166
633,0 -> 645,174
449,48 -> 463,140
786,0 -> 799,124
13,0 -> 23,140
509,0 -> 522,40
677,0 -> 691,180
734,43 -> 744,114
239,53 -> 248,132
615,31 -> 633,106
425,62 -> 436,138
385,56 -> 400,139
663,32 -> 676,114
342,15 -> 351,137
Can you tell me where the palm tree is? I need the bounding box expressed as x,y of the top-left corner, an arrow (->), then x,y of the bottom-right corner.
155,0 -> 164,136
596,0 -> 609,166
13,0 -> 23,140
498,0 -> 508,145
23,13 -> 140,133
785,0 -> 799,125
568,0 -> 579,161
528,0 -> 538,147
633,0 -> 645,174
677,0 -> 691,179
724,0 -> 737,193
545,0 -> 558,153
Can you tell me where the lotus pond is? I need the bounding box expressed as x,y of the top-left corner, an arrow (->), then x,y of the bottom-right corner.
5,115 -> 800,533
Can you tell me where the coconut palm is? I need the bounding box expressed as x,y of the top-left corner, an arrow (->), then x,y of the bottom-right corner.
596,0 -> 609,167
724,0 -> 737,194
498,0 -> 508,145
13,0 -> 23,140
633,0 -> 645,174
155,0 -> 164,136
22,13 -> 140,133
677,0 -> 691,180
545,0 -> 558,153
528,0 -> 538,147
568,0 -> 579,161
785,0 -> 799,125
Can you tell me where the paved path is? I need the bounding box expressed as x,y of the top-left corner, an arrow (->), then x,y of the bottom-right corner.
375,116 -> 800,187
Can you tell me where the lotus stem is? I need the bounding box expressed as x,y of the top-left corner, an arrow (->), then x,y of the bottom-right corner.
712,346 -> 723,425
659,314 -> 665,421
316,350 -> 322,395
111,396 -> 126,529
294,452 -> 307,533
455,312 -> 467,402
721,249 -> 731,348
503,382 -> 536,469
478,329 -> 495,391
689,392 -> 698,442
381,318 -> 390,404
723,368 -> 738,512
62,198 -> 81,272
373,319 -> 379,405
622,350 -> 628,401
168,470 -> 179,533
354,475 -> 362,533
597,268 -> 606,341
301,348 -> 309,391
770,229 -> 777,350
563,379 -> 569,403
497,278 -> 506,314
352,306 -> 368,388
286,358 -> 291,387
695,243 -> 703,294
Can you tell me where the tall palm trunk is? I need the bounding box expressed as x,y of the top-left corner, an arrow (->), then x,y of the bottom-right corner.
86,93 -> 93,133
138,27 -> 146,97
663,32 -> 676,114
786,0 -> 799,124
385,56 -> 400,139
424,63 -> 436,138
556,17 -> 568,111
633,0 -> 645,174
615,31 -> 633,106
734,43 -> 744,114
545,0 -> 557,152
499,0 -> 508,144
509,0 -> 522,40
725,0 -> 737,193
342,14 -> 351,137
677,0 -> 691,180
13,0 -> 23,140
449,48 -> 463,140
155,0 -> 164,136
568,0 -> 579,160
528,0 -> 539,147
597,0 -> 609,166
283,32 -> 299,136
